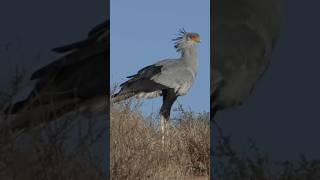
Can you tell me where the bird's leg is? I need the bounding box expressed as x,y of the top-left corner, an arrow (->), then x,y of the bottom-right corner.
160,114 -> 167,147
160,89 -> 177,149
160,112 -> 170,149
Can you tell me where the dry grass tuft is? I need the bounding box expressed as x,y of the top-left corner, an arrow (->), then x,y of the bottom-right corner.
110,100 -> 210,180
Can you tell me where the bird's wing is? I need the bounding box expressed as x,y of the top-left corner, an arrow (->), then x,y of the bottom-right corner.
151,60 -> 196,95
113,58 -> 196,102
112,62 -> 170,102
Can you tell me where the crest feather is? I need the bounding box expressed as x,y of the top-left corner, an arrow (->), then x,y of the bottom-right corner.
172,28 -> 187,52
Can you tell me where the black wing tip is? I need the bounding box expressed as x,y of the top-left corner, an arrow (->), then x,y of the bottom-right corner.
111,93 -> 118,99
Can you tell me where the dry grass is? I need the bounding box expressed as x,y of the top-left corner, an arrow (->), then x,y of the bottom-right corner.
0,109 -> 107,180
110,100 -> 210,180
0,76 -> 107,180
0,107 -> 107,180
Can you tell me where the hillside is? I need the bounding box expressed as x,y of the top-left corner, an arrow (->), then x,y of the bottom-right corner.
110,100 -> 210,180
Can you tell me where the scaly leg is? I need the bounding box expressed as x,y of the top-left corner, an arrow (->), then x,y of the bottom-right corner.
160,114 -> 167,147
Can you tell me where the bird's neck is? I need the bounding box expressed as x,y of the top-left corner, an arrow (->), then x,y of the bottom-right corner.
181,46 -> 198,70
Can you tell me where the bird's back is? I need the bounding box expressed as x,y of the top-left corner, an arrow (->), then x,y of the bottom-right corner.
152,59 -> 197,96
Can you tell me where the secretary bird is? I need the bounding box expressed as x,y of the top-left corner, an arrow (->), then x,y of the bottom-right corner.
212,0 -> 282,119
112,30 -> 200,142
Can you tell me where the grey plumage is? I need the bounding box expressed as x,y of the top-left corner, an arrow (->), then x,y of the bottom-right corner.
212,0 -> 282,117
112,30 -> 201,143
113,30 -> 200,102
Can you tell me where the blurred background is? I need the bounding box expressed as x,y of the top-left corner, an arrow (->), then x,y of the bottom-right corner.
0,1 -> 108,179
215,0 -> 320,162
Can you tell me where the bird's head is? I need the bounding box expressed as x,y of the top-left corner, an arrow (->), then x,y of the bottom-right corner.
173,29 -> 201,52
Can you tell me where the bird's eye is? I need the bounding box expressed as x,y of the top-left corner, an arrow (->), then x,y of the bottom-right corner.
189,34 -> 197,40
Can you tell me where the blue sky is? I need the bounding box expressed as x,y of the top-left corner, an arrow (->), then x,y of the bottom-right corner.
110,0 -> 210,115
